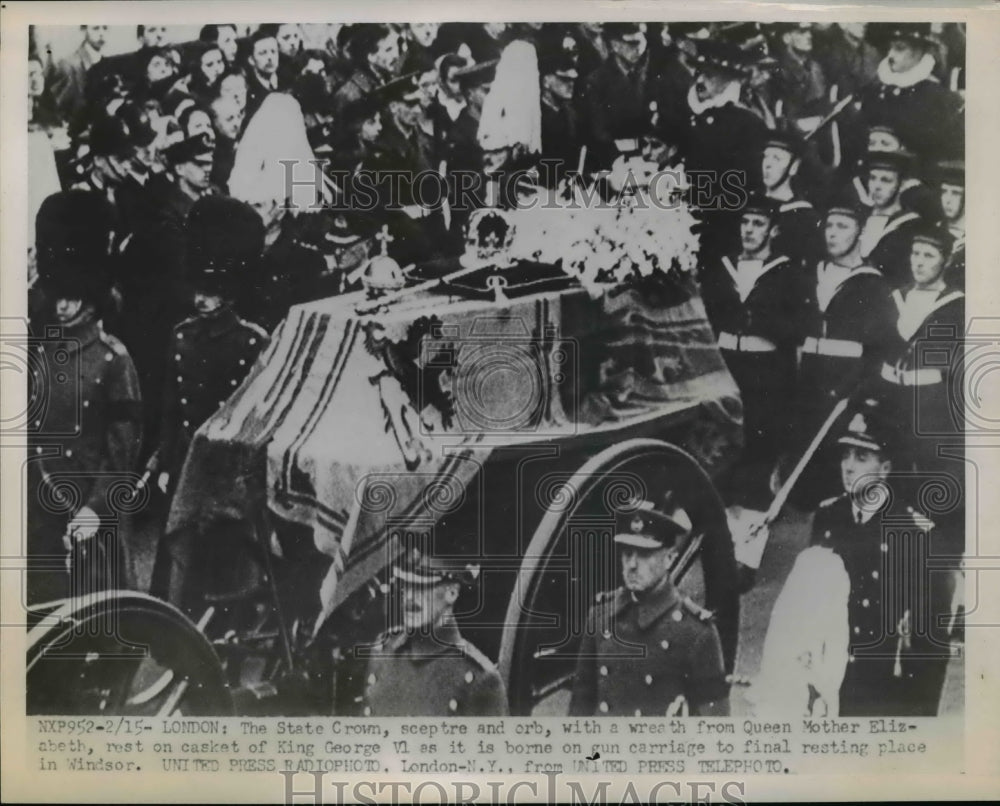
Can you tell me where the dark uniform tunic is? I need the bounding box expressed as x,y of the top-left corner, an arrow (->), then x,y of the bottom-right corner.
811,494 -> 948,716
860,209 -> 924,289
157,306 -> 269,484
701,252 -> 803,506
26,318 -> 142,604
773,198 -> 823,269
797,262 -> 896,441
569,584 -> 728,717
362,619 -> 508,716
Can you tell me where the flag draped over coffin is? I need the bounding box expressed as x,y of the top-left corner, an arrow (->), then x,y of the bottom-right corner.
166,283 -> 742,620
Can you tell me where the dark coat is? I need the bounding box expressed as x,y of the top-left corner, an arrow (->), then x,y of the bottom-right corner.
811,494 -> 948,716
858,77 -> 964,163
26,318 -> 142,604
569,584 -> 728,717
362,619 -> 508,716
862,209 -> 924,289
157,306 -> 269,481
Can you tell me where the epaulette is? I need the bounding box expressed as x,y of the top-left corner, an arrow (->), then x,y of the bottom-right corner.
238,318 -> 270,342
97,330 -> 131,358
457,639 -> 499,674
682,596 -> 714,622
819,493 -> 847,509
293,238 -> 323,253
174,314 -> 200,332
905,506 -> 936,532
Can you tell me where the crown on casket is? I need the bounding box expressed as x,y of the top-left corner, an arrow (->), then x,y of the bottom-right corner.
465,208 -> 516,263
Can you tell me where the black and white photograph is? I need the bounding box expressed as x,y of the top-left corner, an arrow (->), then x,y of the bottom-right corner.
3,2 -> 997,801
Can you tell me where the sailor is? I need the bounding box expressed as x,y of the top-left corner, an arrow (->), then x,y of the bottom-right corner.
936,159 -> 965,287
700,193 -> 801,507
569,497 -> 729,717
154,196 -> 270,494
759,128 -> 822,267
27,190 -> 143,604
877,223 -> 964,480
361,548 -> 509,716
810,398 -> 951,716
857,149 -> 925,288
796,192 -> 896,444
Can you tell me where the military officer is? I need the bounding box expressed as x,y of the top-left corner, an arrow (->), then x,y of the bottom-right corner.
154,196 -> 270,494
700,194 -> 801,508
569,498 -> 729,717
858,149 -> 925,288
361,548 -> 508,717
27,190 -> 143,604
811,399 -> 950,716
796,192 -> 896,451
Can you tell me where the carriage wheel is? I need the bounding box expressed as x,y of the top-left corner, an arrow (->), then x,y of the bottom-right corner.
27,591 -> 233,716
498,439 -> 738,715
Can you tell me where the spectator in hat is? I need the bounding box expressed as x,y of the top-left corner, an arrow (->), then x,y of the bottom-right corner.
858,149 -> 925,288
583,22 -> 653,165
773,22 -> 828,120
700,193 -> 802,508
154,196 -> 270,496
28,190 -> 143,604
244,25 -> 284,120
857,23 -> 963,164
795,192 -> 896,446
538,34 -> 581,185
359,547 -> 508,716
569,496 -> 729,717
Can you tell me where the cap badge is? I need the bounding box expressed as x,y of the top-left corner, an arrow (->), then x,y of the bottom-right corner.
848,413 -> 867,434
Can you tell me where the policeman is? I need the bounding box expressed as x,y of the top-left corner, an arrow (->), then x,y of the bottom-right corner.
700,193 -> 801,507
796,192 -> 896,445
811,399 -> 949,716
569,498 -> 729,717
538,34 -> 582,186
28,190 -> 143,605
858,149 -> 924,288
154,196 -> 270,494
361,548 -> 508,716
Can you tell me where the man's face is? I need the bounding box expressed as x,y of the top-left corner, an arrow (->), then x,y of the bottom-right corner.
785,28 -> 813,54
200,48 -> 225,85
176,155 -> 213,191
740,212 -> 774,254
888,39 -> 924,74
369,32 -> 401,74
841,446 -> 891,499
867,168 -> 901,209
867,129 -> 902,152
211,97 -> 244,140
391,98 -> 420,129
84,26 -> 108,51
185,110 -> 214,139
359,112 -> 382,144
910,241 -> 946,286
193,291 -> 224,314
276,24 -> 301,57
95,153 -> 129,184
401,581 -> 457,631
641,134 -> 673,166
620,545 -> 672,594
611,32 -> 646,66
53,297 -> 85,324
146,53 -> 175,83
410,22 -> 439,47
417,70 -> 439,110
220,73 -> 247,110
217,26 -> 239,63
825,213 -> 861,259
694,68 -> 732,103
28,59 -> 45,97
761,146 -> 796,190
141,26 -> 168,48
941,184 -> 964,221
545,71 -> 576,102
251,37 -> 279,76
